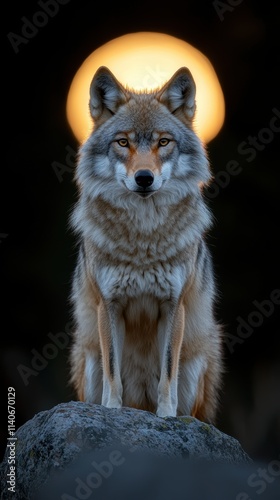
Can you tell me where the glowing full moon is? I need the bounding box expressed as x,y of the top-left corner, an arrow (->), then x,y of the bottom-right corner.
66,32 -> 225,144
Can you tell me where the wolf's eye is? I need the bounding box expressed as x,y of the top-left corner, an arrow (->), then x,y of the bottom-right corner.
117,139 -> 129,147
158,138 -> 170,147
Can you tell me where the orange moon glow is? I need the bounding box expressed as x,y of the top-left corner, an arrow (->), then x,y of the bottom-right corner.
66,32 -> 225,144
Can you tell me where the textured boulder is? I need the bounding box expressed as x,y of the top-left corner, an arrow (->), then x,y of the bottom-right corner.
0,401 -> 256,499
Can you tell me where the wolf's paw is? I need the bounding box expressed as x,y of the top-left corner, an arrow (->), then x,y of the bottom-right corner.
156,405 -> 177,418
102,395 -> 122,409
104,402 -> 122,409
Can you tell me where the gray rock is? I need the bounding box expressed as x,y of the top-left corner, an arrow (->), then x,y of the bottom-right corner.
0,401 -> 255,499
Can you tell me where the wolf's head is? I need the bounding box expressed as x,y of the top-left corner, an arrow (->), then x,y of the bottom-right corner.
75,66 -> 211,207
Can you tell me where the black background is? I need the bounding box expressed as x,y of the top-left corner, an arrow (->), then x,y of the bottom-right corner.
2,0 -> 280,462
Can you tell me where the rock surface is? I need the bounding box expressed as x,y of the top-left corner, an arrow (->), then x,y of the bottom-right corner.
0,401 -> 254,499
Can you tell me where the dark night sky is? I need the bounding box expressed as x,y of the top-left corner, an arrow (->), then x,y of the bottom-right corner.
1,0 -> 280,462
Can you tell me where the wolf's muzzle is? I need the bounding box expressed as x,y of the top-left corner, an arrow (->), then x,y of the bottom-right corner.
134,170 -> 154,189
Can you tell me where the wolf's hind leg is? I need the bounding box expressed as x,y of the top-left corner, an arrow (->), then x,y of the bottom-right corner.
177,339 -> 222,422
177,355 -> 207,416
190,354 -> 222,423
70,341 -> 103,403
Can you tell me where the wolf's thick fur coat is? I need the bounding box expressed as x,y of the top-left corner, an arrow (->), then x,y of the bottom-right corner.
69,66 -> 223,421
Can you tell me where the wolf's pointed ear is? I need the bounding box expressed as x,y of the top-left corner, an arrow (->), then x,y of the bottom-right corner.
157,67 -> 196,124
89,66 -> 128,125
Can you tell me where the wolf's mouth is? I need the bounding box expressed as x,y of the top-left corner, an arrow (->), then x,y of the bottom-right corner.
134,190 -> 156,198
122,181 -> 157,198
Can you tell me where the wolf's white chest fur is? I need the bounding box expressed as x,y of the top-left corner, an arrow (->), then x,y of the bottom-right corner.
82,197 -> 202,302
96,260 -> 186,301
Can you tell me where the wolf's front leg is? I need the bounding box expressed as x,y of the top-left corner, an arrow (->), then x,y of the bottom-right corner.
157,301 -> 184,417
98,300 -> 125,408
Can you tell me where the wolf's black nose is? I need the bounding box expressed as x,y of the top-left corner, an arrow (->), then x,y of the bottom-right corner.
134,170 -> 154,188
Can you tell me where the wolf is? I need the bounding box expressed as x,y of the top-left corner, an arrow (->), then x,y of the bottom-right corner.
69,65 -> 223,421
